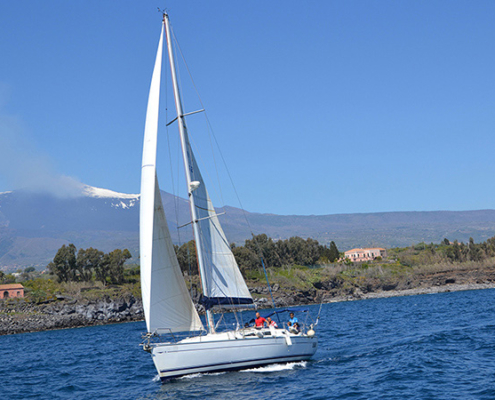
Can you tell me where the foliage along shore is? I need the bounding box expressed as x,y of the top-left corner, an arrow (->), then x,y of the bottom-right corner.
2,235 -> 495,335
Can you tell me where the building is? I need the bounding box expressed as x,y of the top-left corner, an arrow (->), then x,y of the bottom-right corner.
344,248 -> 387,262
0,284 -> 25,299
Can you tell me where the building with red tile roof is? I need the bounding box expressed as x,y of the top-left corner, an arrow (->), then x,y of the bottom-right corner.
344,248 -> 386,262
0,284 -> 25,299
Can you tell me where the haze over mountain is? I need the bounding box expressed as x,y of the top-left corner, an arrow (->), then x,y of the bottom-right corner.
1,185 -> 495,271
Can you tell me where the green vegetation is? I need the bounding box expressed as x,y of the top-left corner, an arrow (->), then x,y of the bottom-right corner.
4,234 -> 495,306
390,237 -> 495,266
240,235 -> 495,296
47,245 -> 131,285
19,278 -> 141,303
174,234 -> 340,274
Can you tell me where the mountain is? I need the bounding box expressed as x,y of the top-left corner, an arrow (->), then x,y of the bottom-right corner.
1,186 -> 495,271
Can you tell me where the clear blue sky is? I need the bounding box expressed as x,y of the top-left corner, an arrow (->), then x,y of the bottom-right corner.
1,1 -> 494,215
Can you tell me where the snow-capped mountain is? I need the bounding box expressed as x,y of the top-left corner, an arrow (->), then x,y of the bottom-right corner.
0,186 -> 141,270
2,185 -> 495,271
0,185 -> 210,270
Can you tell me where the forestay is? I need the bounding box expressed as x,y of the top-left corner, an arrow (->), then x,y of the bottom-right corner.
140,25 -> 204,333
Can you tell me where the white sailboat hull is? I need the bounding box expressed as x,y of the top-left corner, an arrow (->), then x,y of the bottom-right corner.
151,329 -> 318,381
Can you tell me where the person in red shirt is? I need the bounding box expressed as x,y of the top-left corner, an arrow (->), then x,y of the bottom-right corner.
254,312 -> 266,328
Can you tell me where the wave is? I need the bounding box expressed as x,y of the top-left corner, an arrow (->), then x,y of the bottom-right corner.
178,372 -> 227,380
240,361 -> 307,373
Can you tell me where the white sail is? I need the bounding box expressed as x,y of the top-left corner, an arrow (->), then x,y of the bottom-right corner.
185,138 -> 254,309
140,25 -> 204,333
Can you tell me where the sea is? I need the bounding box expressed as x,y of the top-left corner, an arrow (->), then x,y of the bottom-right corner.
1,288 -> 495,400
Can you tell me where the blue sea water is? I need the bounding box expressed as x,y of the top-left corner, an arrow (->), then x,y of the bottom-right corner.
1,288 -> 495,399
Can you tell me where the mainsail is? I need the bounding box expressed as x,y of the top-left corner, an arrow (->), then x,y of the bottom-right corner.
140,24 -> 204,334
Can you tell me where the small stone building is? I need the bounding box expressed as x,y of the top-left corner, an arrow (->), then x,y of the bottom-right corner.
0,284 -> 25,299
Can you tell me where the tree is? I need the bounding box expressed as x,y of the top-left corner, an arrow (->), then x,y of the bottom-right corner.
176,241 -> 198,275
25,267 -> 36,273
103,249 -> 132,284
468,237 -> 483,261
94,257 -> 111,285
76,248 -> 104,282
328,241 -> 340,262
232,246 -> 259,272
48,244 -> 77,282
245,234 -> 280,268
4,274 -> 16,283
281,236 -> 320,266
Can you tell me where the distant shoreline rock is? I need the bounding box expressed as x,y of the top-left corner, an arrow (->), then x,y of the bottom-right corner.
0,295 -> 143,336
326,282 -> 495,302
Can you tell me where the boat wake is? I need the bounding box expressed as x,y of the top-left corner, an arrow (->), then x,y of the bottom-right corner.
178,372 -> 227,380
240,361 -> 307,373
163,362 -> 307,382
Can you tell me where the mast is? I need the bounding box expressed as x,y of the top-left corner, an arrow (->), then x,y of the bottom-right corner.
163,13 -> 216,334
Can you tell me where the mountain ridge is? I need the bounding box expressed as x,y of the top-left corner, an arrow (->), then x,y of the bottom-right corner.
1,186 -> 495,271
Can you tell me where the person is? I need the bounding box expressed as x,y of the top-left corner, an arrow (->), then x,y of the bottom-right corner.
254,312 -> 266,328
266,317 -> 278,328
289,312 -> 298,325
292,322 -> 300,333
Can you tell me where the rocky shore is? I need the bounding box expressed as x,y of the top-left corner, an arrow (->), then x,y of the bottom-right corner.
2,268 -> 495,335
0,295 -> 143,335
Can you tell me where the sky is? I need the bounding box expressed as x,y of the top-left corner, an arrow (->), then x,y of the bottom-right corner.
0,1 -> 494,216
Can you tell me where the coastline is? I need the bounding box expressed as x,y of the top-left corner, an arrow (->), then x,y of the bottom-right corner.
330,281 -> 495,302
1,281 -> 494,336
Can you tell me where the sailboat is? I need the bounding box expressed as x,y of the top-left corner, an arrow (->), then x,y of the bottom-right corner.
140,12 -> 318,382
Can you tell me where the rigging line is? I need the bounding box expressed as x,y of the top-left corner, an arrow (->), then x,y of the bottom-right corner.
203,118 -> 287,276
170,25 -> 227,230
174,38 -> 281,308
169,19 -> 263,258
170,24 -> 268,317
260,256 -> 278,318
172,30 -> 227,213
171,28 -> 186,127
165,27 -> 193,295
186,133 -> 229,218
176,212 -> 226,230
204,115 -> 226,214
201,114 -> 252,232
164,53 -> 181,246
168,28 -> 187,243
